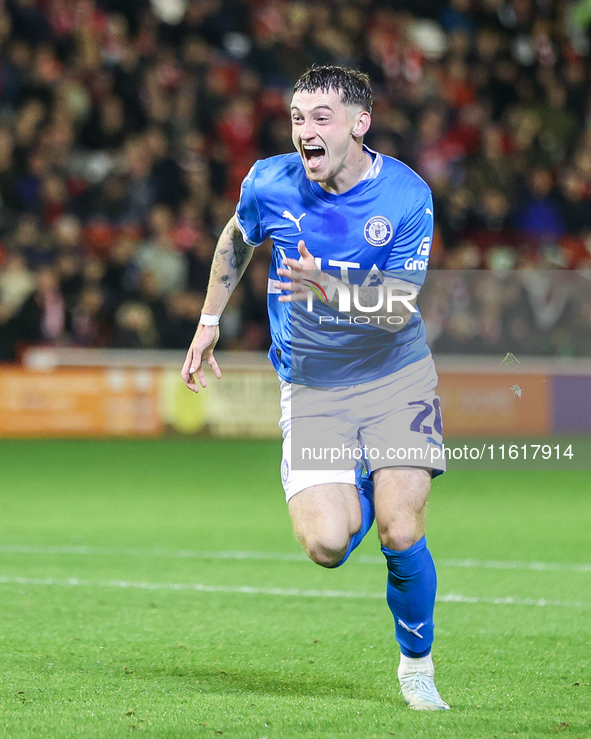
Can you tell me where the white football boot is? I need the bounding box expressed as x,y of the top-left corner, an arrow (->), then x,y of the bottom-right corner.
398,653 -> 450,711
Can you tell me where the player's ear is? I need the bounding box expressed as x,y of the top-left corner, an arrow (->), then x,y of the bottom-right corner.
352,110 -> 371,139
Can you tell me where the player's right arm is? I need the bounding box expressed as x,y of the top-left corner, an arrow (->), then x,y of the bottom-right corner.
181,215 -> 255,393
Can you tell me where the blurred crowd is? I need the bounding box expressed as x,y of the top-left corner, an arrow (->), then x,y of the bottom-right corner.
421,270 -> 591,356
1,0 -> 591,360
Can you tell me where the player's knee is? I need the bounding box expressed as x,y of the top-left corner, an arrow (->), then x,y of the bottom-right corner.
304,538 -> 349,568
379,523 -> 420,553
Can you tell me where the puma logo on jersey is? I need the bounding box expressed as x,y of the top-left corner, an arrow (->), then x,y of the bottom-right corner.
282,210 -> 307,232
425,208 -> 433,217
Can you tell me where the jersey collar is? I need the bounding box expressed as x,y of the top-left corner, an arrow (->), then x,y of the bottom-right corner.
361,146 -> 383,180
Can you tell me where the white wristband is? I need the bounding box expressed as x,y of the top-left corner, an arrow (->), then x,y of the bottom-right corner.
199,313 -> 221,326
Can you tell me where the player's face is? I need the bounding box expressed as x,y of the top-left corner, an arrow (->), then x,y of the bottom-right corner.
290,89 -> 368,185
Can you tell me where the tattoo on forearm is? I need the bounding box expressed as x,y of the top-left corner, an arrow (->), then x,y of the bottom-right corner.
211,223 -> 234,271
230,237 -> 251,270
208,220 -> 254,293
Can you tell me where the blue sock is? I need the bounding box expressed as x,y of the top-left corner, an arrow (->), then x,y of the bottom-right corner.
330,471 -> 374,568
381,536 -> 436,658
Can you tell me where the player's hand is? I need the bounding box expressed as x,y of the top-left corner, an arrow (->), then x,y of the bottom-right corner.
181,324 -> 222,393
275,240 -> 322,303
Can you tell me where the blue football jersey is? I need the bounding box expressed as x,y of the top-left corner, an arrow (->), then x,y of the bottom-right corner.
235,147 -> 434,387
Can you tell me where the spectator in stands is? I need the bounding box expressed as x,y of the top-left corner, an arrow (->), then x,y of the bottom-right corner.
132,270 -> 168,341
2,266 -> 67,359
468,189 -> 520,251
52,215 -> 83,255
466,124 -> 516,201
187,231 -> 216,294
102,234 -> 141,307
0,253 -> 34,323
56,252 -> 83,310
514,167 -> 566,244
70,285 -> 110,347
12,214 -> 54,270
112,301 -> 158,349
135,203 -> 188,296
557,169 -> 591,236
161,291 -> 204,349
438,187 -> 474,251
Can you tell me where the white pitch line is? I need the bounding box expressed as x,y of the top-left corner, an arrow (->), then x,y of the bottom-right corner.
0,544 -> 308,561
0,576 -> 373,600
436,593 -> 591,608
438,558 -> 591,573
0,575 -> 589,609
0,544 -> 589,573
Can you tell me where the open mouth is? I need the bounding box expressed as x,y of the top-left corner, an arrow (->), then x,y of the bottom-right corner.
302,144 -> 326,169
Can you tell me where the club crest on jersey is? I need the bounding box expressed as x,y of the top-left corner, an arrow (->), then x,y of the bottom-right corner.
364,216 -> 393,247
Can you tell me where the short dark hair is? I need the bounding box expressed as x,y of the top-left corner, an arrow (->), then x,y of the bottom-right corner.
293,66 -> 373,114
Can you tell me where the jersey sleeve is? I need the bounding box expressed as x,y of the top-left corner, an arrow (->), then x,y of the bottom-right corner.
385,188 -> 434,286
235,162 -> 267,246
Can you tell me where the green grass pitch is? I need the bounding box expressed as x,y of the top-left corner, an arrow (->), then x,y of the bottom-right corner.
0,438 -> 590,739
